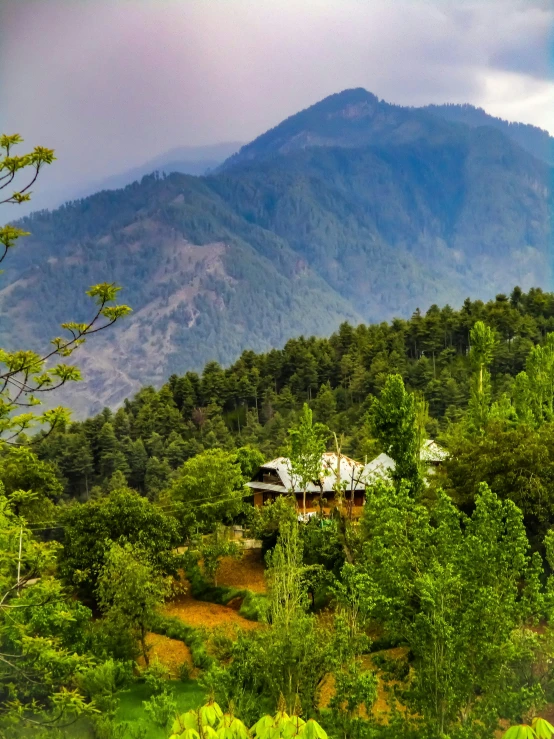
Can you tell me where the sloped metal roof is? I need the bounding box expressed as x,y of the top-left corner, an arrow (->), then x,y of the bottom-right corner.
246,481 -> 291,494
258,452 -> 365,493
362,452 -> 395,483
420,439 -> 449,462
252,442 -> 447,495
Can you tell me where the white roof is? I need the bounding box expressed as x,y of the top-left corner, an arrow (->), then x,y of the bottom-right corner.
251,442 -> 447,494
256,452 -> 365,493
361,440 -> 448,483
362,452 -> 395,483
420,439 -> 448,462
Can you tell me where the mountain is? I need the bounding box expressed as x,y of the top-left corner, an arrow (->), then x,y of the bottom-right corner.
10,142 -> 242,218
220,88 -> 456,170
421,103 -> 554,165
2,89 -> 552,416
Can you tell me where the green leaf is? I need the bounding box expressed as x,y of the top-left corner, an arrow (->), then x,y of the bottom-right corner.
503,727 -> 537,739
297,720 -> 327,739
251,715 -> 275,738
282,716 -> 306,739
532,719 -> 554,739
200,701 -> 223,727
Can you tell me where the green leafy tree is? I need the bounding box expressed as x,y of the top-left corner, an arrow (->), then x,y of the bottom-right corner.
235,445 -> 265,481
0,445 -> 62,520
360,480 -> 545,736
287,404 -> 328,518
439,421 -> 554,544
514,334 -> 554,426
468,320 -> 497,433
144,456 -> 172,500
97,542 -> 171,665
0,490 -> 98,731
170,449 -> 246,526
59,487 -> 181,603
200,524 -> 240,586
371,374 -> 421,489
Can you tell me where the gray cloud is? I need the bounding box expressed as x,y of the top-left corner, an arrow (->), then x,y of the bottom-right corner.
0,0 -> 552,209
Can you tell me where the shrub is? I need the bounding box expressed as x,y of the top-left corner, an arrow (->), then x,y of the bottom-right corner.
77,658 -> 133,715
143,690 -> 178,729
140,659 -> 171,696
238,591 -> 268,622
178,660 -> 192,681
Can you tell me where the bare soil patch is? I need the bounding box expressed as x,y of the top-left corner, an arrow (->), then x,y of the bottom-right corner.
162,594 -> 261,632
138,633 -> 193,677
216,550 -> 267,593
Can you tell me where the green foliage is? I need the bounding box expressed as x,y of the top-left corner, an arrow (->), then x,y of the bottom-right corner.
0,492 -> 98,730
77,659 -> 133,715
97,542 -> 172,665
144,689 -> 178,730
59,487 -> 181,603
287,404 -> 328,516
237,591 -> 268,622
247,496 -> 297,553
467,320 -> 497,433
371,374 -> 421,489
503,719 -> 554,739
360,480 -> 545,736
171,449 -> 246,526
440,422 -> 554,545
0,446 -> 62,521
168,700 -> 328,739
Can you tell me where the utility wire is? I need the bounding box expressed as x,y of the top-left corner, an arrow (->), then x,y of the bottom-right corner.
25,486 -> 264,532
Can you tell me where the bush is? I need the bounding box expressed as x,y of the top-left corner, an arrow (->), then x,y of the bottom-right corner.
140,659 -> 171,696
178,661 -> 192,681
77,658 -> 134,715
91,716 -> 134,739
208,627 -> 236,662
143,689 -> 178,729
238,591 -> 268,622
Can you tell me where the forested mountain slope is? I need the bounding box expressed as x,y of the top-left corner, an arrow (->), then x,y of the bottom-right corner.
3,89 -> 552,415
423,102 -> 554,165
34,287 -> 554,502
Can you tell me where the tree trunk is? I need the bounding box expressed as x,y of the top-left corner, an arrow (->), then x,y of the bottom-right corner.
140,624 -> 149,666
303,488 -> 306,520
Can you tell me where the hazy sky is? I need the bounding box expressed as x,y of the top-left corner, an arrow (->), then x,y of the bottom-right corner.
1,0 -> 553,193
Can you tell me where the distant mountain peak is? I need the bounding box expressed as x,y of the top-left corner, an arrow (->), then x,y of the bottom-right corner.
222,91 -> 447,172
322,89 -> 381,122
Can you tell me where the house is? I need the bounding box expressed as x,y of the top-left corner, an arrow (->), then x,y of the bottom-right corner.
361,439 -> 449,483
247,441 -> 448,512
246,452 -> 366,511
